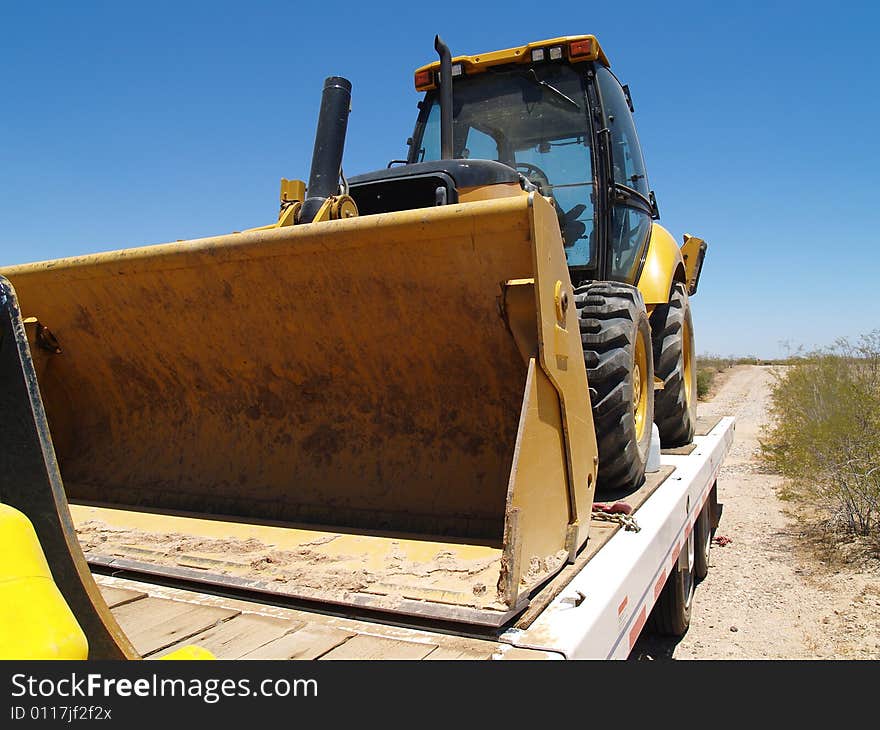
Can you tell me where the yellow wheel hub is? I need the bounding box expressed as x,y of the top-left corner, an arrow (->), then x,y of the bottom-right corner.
683,319 -> 693,408
633,333 -> 648,441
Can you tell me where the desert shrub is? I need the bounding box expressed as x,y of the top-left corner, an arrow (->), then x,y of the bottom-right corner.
695,354 -> 755,400
696,369 -> 714,399
760,332 -> 880,541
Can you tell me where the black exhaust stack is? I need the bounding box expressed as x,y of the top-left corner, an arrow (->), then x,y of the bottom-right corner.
300,76 -> 353,224
434,35 -> 454,160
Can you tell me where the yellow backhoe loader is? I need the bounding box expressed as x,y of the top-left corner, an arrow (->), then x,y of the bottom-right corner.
0,34 -> 707,658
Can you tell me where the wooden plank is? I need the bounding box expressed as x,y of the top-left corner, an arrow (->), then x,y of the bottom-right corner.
695,415 -> 722,436
662,443 -> 697,456
320,634 -> 436,660
111,597 -> 239,656
593,465 -> 675,509
661,417 -> 721,454
98,585 -> 146,609
96,575 -> 494,650
155,614 -> 303,660
241,624 -> 356,660
425,645 -> 496,660
96,574 -> 535,662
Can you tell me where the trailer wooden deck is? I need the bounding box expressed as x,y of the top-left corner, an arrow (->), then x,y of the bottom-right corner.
85,417 -> 724,660
93,575 -> 557,660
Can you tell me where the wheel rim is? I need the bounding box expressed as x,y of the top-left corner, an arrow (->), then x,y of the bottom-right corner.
682,316 -> 694,408
683,529 -> 695,609
700,509 -> 711,560
633,330 -> 649,441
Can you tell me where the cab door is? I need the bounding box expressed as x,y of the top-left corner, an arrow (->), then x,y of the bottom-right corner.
594,66 -> 655,283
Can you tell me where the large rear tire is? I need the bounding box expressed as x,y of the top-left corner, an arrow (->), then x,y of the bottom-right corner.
575,282 -> 654,492
650,280 -> 697,447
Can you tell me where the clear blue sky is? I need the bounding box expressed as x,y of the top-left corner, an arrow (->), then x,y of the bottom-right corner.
1,1 -> 877,358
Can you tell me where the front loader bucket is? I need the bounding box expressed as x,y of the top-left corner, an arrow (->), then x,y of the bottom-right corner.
0,193 -> 598,625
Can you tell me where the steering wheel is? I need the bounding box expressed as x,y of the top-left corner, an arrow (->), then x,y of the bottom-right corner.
516,162 -> 551,194
559,203 -> 588,247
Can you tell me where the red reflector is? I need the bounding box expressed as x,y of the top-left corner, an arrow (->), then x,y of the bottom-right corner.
414,70 -> 432,88
569,39 -> 593,58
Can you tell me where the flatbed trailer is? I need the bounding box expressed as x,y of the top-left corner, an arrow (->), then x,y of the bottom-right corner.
81,416 -> 733,660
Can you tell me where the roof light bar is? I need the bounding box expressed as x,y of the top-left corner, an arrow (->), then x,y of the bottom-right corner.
569,38 -> 594,59
414,69 -> 433,90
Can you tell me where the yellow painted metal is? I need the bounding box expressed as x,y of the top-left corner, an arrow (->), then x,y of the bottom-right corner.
414,35 -> 610,90
0,282 -> 141,660
242,202 -> 299,232
327,194 -> 358,221
633,332 -> 649,441
298,194 -> 359,225
680,233 -> 707,296
243,182 -> 356,234
500,279 -> 537,365
1,193 -> 598,620
160,646 -> 215,660
280,178 -> 306,204
458,183 -> 527,203
499,360 -> 572,601
494,192 -> 600,606
0,504 -> 88,659
525,194 -> 597,555
72,503 -> 508,613
636,223 -> 686,306
682,310 -> 694,410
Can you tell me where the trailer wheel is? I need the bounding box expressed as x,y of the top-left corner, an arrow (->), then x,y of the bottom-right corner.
575,281 -> 654,491
650,281 -> 697,447
708,482 -> 722,530
649,528 -> 695,636
694,500 -> 712,582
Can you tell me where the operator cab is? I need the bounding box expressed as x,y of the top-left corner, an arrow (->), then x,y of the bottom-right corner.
406,35 -> 658,286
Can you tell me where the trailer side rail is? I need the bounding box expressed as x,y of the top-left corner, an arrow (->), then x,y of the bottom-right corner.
502,417 -> 734,659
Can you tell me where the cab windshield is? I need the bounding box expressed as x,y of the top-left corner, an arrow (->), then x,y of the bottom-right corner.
412,64 -> 596,269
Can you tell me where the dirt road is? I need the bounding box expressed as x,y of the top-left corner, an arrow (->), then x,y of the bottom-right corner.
633,365 -> 880,659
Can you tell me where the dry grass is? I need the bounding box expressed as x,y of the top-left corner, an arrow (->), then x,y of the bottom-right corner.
760,332 -> 880,555
695,355 -> 772,400
782,502 -> 880,572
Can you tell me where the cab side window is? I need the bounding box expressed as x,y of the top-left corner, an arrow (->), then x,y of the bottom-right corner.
460,126 -> 499,160
595,67 -> 649,197
596,66 -> 652,281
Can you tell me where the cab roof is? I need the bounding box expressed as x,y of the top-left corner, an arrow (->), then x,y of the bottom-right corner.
413,35 -> 610,91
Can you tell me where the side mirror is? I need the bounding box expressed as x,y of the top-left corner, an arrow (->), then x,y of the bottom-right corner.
649,191 -> 660,220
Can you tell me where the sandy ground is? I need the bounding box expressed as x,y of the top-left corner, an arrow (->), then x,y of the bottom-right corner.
632,365 -> 880,660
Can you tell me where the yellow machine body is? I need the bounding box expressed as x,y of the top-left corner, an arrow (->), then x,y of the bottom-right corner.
0,503 -> 88,659
636,223 -> 687,308
414,35 -> 610,90
0,192 -> 598,626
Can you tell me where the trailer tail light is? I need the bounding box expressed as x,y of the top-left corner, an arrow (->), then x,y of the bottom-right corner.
569,38 -> 594,60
